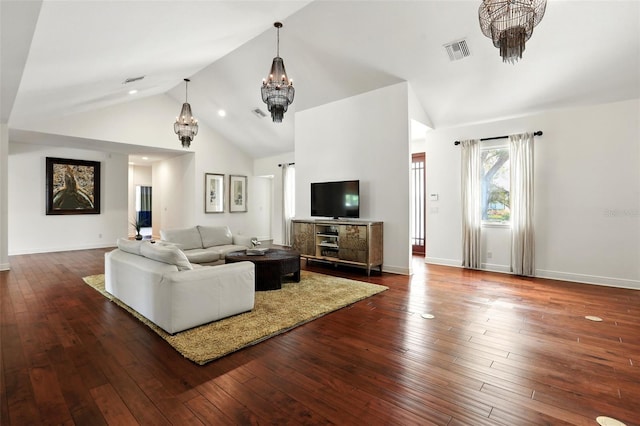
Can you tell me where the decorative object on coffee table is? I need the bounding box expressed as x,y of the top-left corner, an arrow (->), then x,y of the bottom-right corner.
246,247 -> 269,255
226,248 -> 300,291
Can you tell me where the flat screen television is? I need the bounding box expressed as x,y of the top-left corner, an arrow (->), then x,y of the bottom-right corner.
311,180 -> 360,219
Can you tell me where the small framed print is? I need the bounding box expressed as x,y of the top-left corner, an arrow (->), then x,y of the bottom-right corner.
229,175 -> 247,213
205,173 -> 224,213
46,157 -> 100,215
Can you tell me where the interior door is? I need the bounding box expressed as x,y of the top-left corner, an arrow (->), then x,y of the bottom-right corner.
411,153 -> 425,255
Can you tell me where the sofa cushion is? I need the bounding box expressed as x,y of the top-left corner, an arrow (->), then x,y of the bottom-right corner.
198,225 -> 233,248
182,248 -> 221,265
117,237 -> 144,255
209,244 -> 247,259
160,227 -> 203,250
139,241 -> 193,271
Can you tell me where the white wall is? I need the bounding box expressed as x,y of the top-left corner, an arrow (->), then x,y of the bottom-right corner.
419,98 -> 640,289
295,83 -> 413,275
7,93 -> 273,255
8,143 -> 128,254
191,121 -> 268,240
13,95 -> 184,150
254,152 -> 295,245
153,153 -> 196,232
0,123 -> 9,269
245,176 -> 272,242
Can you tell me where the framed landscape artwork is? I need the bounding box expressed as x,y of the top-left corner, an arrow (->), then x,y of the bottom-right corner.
229,175 -> 247,213
205,173 -> 225,213
46,157 -> 101,215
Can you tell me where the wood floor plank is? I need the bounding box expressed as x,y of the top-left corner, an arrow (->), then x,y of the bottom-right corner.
234,368 -> 333,425
183,395 -> 230,425
1,249 -> 639,425
29,364 -> 74,424
196,378 -> 260,424
89,383 -> 139,425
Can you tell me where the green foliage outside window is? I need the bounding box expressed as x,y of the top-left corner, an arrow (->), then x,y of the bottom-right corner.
481,148 -> 510,222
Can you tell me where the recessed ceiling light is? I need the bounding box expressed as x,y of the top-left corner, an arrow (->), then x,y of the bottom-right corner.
142,156 -> 149,160
218,109 -> 226,117
128,89 -> 138,95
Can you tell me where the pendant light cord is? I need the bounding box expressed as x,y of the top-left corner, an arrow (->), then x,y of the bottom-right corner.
183,78 -> 190,103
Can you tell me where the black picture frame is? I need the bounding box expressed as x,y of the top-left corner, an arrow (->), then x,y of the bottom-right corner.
46,157 -> 101,215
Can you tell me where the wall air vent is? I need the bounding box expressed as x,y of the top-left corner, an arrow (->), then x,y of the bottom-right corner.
444,39 -> 470,61
123,76 -> 145,84
252,108 -> 267,118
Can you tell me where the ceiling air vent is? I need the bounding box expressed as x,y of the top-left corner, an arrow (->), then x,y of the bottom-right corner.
444,39 -> 470,61
252,108 -> 267,118
123,75 -> 145,84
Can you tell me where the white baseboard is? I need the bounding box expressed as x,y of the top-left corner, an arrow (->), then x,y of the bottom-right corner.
0,262 -> 10,271
9,242 -> 115,256
425,257 -> 461,268
481,262 -> 511,273
425,258 -> 511,274
426,258 -> 639,290
382,264 -> 410,276
536,269 -> 640,290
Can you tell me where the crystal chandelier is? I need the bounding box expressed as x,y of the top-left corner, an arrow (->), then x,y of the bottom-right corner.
174,78 -> 198,148
479,0 -> 547,64
261,22 -> 295,123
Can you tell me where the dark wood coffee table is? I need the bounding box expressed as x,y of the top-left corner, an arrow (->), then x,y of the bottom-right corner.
225,248 -> 301,291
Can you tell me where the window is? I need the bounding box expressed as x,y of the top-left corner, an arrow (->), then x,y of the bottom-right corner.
481,146 -> 510,223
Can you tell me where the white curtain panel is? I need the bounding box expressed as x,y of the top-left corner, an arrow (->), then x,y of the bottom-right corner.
281,164 -> 295,246
461,139 -> 482,269
510,132 -> 535,276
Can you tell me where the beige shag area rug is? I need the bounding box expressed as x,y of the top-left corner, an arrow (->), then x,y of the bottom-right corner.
83,271 -> 387,365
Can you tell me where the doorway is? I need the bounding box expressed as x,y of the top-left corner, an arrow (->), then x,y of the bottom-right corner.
411,153 -> 425,255
136,185 -> 152,238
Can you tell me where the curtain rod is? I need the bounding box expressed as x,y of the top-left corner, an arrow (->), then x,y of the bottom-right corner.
278,162 -> 295,167
454,130 -> 543,146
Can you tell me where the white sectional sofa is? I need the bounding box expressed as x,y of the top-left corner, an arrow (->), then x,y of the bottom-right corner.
105,238 -> 255,334
160,225 -> 254,265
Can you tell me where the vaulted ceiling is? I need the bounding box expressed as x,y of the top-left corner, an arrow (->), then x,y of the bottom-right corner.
3,1 -> 639,159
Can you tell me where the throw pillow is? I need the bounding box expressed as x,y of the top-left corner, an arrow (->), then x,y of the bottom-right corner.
139,241 -> 193,271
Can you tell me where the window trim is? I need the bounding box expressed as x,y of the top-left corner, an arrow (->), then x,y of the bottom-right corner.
481,220 -> 511,228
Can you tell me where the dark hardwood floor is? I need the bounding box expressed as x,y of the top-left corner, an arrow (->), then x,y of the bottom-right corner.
1,248 -> 639,425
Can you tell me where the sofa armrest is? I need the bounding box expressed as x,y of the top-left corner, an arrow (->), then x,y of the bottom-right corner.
232,234 -> 256,248
161,261 -> 256,333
